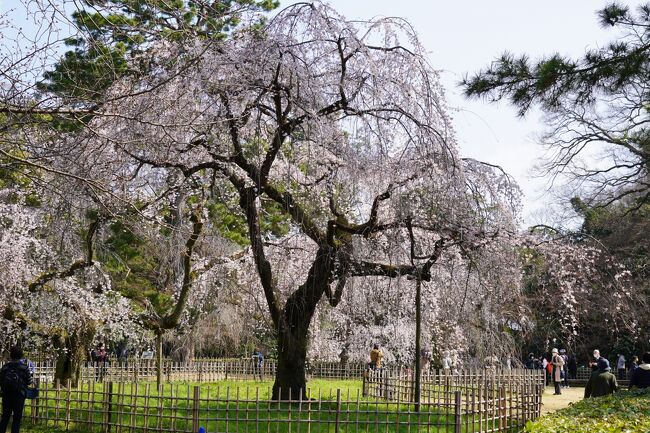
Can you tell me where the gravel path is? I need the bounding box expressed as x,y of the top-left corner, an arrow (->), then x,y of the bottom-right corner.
540,386 -> 585,415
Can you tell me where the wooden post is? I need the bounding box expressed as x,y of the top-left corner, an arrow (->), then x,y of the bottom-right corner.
65,379 -> 71,430
192,386 -> 200,433
414,276 -> 422,412
454,391 -> 461,433
499,386 -> 506,431
334,389 -> 341,433
104,382 -> 113,433
155,332 -> 163,388
31,377 -> 40,422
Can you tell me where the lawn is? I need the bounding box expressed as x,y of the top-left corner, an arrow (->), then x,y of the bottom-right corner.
19,379 -> 503,433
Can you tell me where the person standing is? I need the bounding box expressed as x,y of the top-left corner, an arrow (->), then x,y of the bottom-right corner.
94,344 -> 109,382
251,349 -> 264,381
560,349 -> 569,388
338,345 -> 350,368
525,353 -> 536,369
616,354 -> 626,380
590,349 -> 602,370
568,354 -> 577,379
541,356 -> 550,386
551,348 -> 564,395
369,344 -> 383,370
420,349 -> 432,376
585,358 -> 618,398
629,352 -> 650,389
630,355 -> 639,377
0,346 -> 33,433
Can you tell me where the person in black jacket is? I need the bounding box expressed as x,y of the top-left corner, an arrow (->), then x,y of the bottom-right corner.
629,352 -> 650,389
0,346 -> 33,433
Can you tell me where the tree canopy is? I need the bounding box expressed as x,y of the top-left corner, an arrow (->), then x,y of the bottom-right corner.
463,2 -> 650,209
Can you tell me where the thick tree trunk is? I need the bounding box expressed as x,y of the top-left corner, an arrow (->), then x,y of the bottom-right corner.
273,314 -> 311,400
271,248 -> 335,400
54,325 -> 95,387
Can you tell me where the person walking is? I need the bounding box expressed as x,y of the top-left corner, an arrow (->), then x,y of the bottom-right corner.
585,358 -> 618,398
0,346 -> 33,433
551,348 -> 564,395
629,352 -> 650,389
93,344 -> 109,382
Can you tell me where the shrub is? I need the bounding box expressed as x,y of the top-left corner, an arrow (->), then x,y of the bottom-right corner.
525,389 -> 650,432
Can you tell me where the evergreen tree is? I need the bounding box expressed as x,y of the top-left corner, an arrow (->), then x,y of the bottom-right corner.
463,2 -> 650,208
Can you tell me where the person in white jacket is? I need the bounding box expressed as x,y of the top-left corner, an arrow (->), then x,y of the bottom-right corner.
551,348 -> 565,395
617,354 -> 626,380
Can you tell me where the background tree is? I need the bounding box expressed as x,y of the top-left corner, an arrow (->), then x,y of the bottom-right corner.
462,2 -> 650,209
462,1 -> 650,360
518,233 -> 637,360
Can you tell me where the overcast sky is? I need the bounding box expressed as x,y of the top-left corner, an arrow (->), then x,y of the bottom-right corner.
282,0 -> 623,225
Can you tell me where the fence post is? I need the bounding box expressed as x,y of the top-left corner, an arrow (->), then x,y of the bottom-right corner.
454,390 -> 461,433
334,389 -> 341,433
32,377 -> 40,422
104,381 -> 113,433
192,386 -> 200,433
499,386 -> 506,431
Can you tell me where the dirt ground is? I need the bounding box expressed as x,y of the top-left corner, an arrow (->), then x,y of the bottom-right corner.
540,385 -> 584,415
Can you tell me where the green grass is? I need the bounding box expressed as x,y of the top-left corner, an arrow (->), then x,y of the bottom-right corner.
19,379 -> 506,433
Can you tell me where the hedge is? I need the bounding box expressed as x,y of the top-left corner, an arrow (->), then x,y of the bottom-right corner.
525,388 -> 650,433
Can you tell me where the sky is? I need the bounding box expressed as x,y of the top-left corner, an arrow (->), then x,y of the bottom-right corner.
281,0 -> 621,225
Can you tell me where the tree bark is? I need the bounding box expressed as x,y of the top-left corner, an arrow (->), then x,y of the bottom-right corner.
53,325 -> 95,387
272,307 -> 311,400
414,277 -> 422,411
156,331 -> 163,389
271,247 -> 335,400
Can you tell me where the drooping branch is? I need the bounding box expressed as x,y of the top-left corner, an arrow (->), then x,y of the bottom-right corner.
347,260 -> 423,280
262,183 -> 327,245
28,215 -> 102,293
160,208 -> 204,329
238,186 -> 281,327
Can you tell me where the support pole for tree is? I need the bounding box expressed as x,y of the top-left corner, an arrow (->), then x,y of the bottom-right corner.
414,275 -> 422,412
156,331 -> 163,389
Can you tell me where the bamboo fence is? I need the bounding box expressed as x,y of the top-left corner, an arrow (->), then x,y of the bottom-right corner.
30,359 -> 543,384
22,369 -> 543,433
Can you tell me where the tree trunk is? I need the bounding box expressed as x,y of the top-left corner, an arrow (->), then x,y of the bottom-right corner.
156,331 -> 163,389
414,277 -> 422,411
271,248 -> 335,400
54,325 -> 95,387
273,314 -> 311,400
